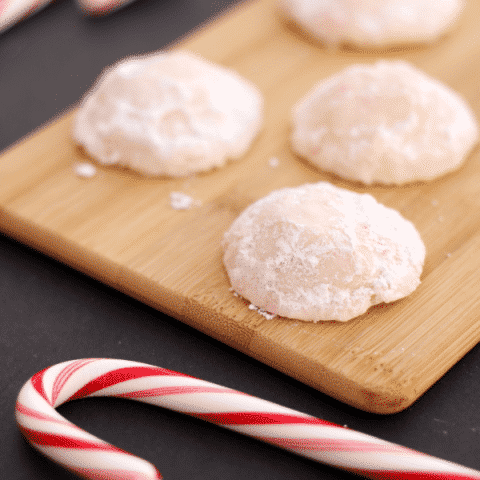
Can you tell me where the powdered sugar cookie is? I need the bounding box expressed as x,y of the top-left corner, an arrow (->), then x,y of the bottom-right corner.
291,61 -> 478,185
222,182 -> 426,322
74,51 -> 263,177
278,0 -> 466,49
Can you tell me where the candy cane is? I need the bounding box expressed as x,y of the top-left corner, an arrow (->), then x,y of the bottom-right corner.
15,358 -> 480,480
0,0 -> 52,34
75,0 -> 137,16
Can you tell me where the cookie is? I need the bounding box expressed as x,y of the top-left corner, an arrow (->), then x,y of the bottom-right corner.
222,182 -> 426,322
291,61 -> 478,185
74,51 -> 263,176
279,0 -> 466,49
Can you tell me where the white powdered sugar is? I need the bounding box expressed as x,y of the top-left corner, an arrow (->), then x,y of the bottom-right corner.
222,182 -> 426,322
169,191 -> 196,210
291,61 -> 478,185
74,51 -> 263,177
248,303 -> 277,320
269,157 -> 280,167
74,162 -> 97,178
278,0 -> 466,49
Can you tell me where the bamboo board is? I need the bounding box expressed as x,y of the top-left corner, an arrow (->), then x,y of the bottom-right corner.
2,0 -> 480,414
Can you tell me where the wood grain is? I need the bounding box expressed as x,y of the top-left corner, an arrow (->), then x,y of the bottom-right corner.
1,0 -> 480,414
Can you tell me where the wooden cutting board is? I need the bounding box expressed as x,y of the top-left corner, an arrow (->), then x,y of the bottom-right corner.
2,0 -> 480,414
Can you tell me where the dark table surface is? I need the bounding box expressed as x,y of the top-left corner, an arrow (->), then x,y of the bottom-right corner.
1,1 -> 480,479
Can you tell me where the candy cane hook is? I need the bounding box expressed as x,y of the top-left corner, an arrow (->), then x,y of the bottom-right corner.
15,358 -> 480,480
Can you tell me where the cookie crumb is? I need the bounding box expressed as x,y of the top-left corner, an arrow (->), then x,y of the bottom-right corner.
74,162 -> 97,178
249,303 -> 276,319
269,157 -> 280,167
229,287 -> 240,297
170,192 -> 195,210
257,308 -> 276,320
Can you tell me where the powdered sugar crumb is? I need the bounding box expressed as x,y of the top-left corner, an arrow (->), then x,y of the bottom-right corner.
170,191 -> 200,210
249,303 -> 276,320
74,162 -> 97,178
258,309 -> 276,320
231,289 -> 276,319
269,157 -> 280,167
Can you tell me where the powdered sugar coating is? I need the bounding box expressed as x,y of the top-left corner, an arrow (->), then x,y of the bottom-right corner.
292,61 -> 479,185
74,51 -> 263,176
222,182 -> 425,322
279,0 -> 466,49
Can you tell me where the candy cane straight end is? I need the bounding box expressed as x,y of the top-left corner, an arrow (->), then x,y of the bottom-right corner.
15,358 -> 480,480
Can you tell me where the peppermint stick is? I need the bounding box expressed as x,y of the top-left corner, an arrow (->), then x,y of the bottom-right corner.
76,0 -> 137,16
15,358 -> 480,480
0,0 -> 52,33
0,0 -> 135,33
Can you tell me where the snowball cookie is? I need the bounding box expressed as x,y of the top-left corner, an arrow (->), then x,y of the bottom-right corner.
291,61 -> 479,185
278,0 -> 466,49
74,51 -> 263,176
222,182 -> 426,322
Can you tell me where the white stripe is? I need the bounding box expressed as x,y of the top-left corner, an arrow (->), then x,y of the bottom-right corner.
16,412 -> 98,442
135,391 -> 308,415
227,423 -> 389,443
16,381 -> 60,419
35,445 -> 158,476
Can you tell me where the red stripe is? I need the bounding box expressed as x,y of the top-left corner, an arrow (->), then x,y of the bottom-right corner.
31,368 -> 51,404
191,412 -> 337,426
353,469 -> 480,480
67,366 -> 190,402
52,359 -> 97,405
117,386 -> 236,399
19,425 -> 124,452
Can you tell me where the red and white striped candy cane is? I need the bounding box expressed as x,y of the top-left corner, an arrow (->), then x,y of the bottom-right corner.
0,0 -> 52,33
15,358 -> 480,480
76,0 -> 137,16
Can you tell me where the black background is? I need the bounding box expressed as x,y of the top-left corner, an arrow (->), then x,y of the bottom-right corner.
1,1 -> 480,478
